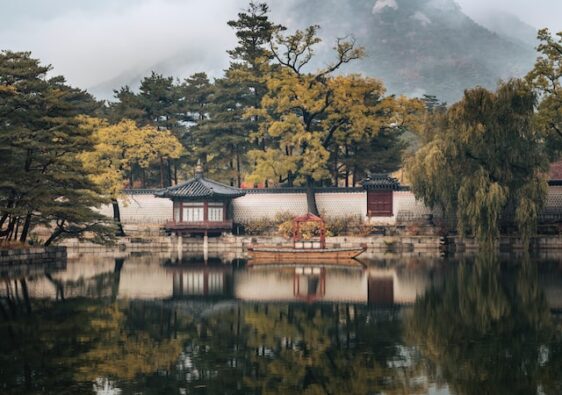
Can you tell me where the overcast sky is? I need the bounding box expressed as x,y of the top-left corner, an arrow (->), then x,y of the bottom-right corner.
1,0 -> 560,97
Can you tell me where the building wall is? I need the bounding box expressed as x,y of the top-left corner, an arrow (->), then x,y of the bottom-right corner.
232,191 -> 367,221
98,194 -> 172,224
105,186 -> 562,226
232,193 -> 309,220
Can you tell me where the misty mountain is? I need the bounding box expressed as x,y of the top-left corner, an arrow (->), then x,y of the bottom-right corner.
468,9 -> 538,48
89,0 -> 538,105
284,0 -> 537,103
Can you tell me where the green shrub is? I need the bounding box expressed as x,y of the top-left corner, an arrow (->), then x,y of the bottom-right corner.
325,215 -> 364,236
240,211 -> 295,236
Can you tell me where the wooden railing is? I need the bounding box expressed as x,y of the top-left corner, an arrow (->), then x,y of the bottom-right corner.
164,220 -> 233,230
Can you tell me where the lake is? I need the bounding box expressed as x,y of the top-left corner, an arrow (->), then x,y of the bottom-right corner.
1,251 -> 561,394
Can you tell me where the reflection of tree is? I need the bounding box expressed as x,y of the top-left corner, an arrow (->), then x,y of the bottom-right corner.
406,253 -> 562,395
74,303 -> 184,383
0,260 -> 185,394
138,303 -> 425,395
240,304 -> 422,394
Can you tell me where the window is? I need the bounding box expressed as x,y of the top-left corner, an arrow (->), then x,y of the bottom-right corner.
208,207 -> 224,222
183,207 -> 204,222
173,204 -> 180,222
367,191 -> 393,217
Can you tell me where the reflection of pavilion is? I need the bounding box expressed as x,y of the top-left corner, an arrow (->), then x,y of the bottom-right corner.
169,264 -> 233,300
11,254 -> 562,312
234,265 -> 445,305
293,267 -> 326,303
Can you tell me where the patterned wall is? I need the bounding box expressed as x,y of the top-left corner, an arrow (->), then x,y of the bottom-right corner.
98,194 -> 172,224
106,187 -> 562,225
544,186 -> 562,214
232,192 -> 367,221
232,193 -> 308,220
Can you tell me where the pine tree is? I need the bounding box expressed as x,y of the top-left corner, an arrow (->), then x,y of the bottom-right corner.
191,2 -> 283,186
0,51 -> 114,245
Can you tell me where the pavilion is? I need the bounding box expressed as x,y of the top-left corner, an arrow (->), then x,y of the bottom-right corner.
155,164 -> 245,236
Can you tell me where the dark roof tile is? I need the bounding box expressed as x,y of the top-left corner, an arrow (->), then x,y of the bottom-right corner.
155,174 -> 245,200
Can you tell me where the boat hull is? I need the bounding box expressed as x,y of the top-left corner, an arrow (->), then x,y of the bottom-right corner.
247,247 -> 366,264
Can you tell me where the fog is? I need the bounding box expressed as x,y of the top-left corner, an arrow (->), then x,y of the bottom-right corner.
0,0 -> 559,99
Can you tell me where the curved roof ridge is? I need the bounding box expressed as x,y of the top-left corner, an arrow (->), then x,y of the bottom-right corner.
155,174 -> 246,200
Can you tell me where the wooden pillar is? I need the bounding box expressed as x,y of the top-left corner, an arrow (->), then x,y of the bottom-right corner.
176,235 -> 183,262
203,230 -> 208,263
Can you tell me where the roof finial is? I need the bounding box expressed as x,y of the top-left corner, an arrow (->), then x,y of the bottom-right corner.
195,159 -> 204,178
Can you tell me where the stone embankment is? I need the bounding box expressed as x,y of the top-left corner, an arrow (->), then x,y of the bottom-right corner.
447,236 -> 562,252
0,246 -> 67,265
60,234 -> 445,257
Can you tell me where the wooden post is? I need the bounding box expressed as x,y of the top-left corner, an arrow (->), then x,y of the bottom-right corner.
203,231 -> 208,263
176,235 -> 183,262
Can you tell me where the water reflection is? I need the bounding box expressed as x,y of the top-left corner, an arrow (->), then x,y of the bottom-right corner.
0,252 -> 561,394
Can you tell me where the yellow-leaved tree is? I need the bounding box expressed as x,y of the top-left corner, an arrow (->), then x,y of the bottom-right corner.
80,117 -> 183,235
247,25 -> 424,214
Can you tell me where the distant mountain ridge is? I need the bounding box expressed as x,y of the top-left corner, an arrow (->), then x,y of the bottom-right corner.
285,0 -> 537,103
89,0 -> 538,104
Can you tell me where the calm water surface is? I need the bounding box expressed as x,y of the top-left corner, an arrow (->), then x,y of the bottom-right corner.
1,252 -> 561,394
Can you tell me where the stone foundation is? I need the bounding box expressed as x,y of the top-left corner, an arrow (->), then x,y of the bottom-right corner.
58,234 -> 445,258
447,235 -> 562,252
0,246 -> 67,265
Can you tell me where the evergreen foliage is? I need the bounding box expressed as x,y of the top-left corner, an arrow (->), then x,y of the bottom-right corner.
0,51 -> 114,245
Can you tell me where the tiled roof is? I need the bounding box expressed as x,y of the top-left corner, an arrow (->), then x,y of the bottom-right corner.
361,174 -> 401,191
155,174 -> 246,200
241,187 -> 364,194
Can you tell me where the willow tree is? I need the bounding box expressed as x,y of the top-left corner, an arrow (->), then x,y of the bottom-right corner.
405,253 -> 558,394
405,79 -> 548,247
81,118 -> 183,236
248,26 -> 423,214
527,29 -> 562,157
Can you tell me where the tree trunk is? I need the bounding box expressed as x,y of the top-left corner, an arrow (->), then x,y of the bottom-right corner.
236,153 -> 241,187
173,162 -> 178,185
229,158 -> 235,186
5,216 -> 17,241
44,224 -> 65,247
19,213 -> 32,243
305,175 -> 320,216
20,279 -> 31,315
13,218 -> 20,242
159,157 -> 165,188
129,166 -> 134,188
345,143 -> 350,187
167,158 -> 173,187
333,148 -> 339,186
112,258 -> 125,301
112,199 -> 126,237
287,171 -> 294,187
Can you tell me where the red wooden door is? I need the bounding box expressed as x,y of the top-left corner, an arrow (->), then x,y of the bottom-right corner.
367,191 -> 393,217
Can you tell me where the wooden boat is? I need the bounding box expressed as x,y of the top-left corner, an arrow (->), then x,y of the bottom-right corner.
247,246 -> 366,263
246,213 -> 366,264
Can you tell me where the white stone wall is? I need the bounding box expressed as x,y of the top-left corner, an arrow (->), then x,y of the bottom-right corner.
90,186 -> 562,228
316,192 -> 366,218
99,194 -> 172,224
232,191 -> 367,221
232,193 -> 309,221
392,191 -> 434,222
103,190 -> 434,225
544,186 -> 562,214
